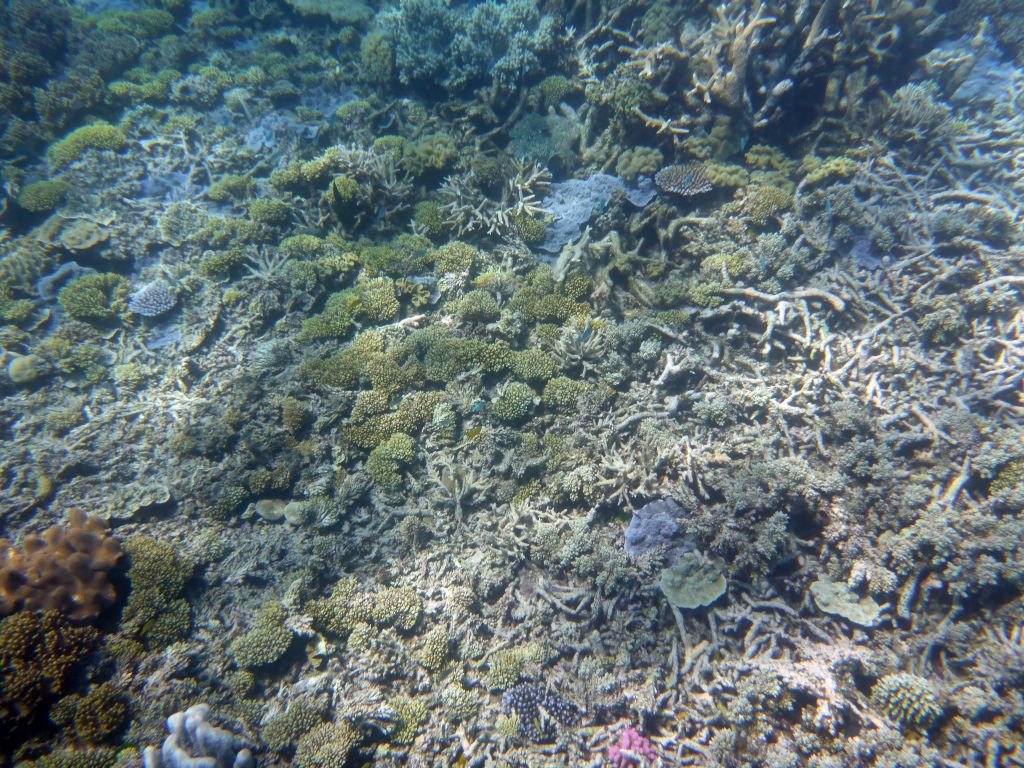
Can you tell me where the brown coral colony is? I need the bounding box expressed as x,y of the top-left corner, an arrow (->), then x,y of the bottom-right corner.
0,509 -> 121,621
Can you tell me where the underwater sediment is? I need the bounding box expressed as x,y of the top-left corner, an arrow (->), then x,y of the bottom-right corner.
1,1 -> 1024,766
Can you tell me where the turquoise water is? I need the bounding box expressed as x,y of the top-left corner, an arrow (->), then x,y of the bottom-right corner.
1,1 -> 1023,766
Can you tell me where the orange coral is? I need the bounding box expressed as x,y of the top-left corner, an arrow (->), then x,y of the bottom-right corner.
0,510 -> 121,621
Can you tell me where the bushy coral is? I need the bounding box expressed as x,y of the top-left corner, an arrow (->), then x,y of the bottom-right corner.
52,682 -> 128,745
47,122 -> 126,170
262,701 -> 326,754
294,720 -> 362,768
16,180 -> 69,213
456,289 -> 500,323
58,274 -> 130,323
0,610 -> 99,746
385,695 -> 427,745
492,382 -> 534,423
118,535 -> 193,648
366,432 -> 416,488
229,601 -> 294,669
371,586 -> 422,632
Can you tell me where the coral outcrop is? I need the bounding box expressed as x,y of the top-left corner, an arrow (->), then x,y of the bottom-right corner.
0,509 -> 121,620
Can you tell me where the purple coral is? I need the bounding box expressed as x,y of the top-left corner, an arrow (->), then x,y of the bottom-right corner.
501,683 -> 580,743
624,497 -> 693,561
607,726 -> 656,767
128,279 -> 177,317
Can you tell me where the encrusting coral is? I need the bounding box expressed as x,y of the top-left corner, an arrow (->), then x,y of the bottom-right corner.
0,509 -> 121,620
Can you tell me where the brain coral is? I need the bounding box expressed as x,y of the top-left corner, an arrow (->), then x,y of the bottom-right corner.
0,509 -> 121,621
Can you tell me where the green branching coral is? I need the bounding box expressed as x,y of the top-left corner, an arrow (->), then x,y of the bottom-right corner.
401,133 -> 457,177
432,241 -> 480,274
385,695 -> 427,745
16,180 -> 70,214
486,644 -> 540,690
417,625 -> 450,673
371,586 -> 422,632
294,720 -> 363,768
872,673 -> 942,731
118,535 -> 193,649
229,601 -> 295,669
542,376 -> 588,410
441,683 -> 478,723
249,197 -> 291,228
0,610 -> 99,745
366,432 -> 416,488
456,289 -> 500,323
356,276 -> 400,323
262,700 -> 328,754
991,457 -> 1024,498
51,683 -> 128,745
412,200 -> 448,240
58,274 -> 129,323
492,382 -> 534,423
47,122 -> 126,170
18,748 -> 119,768
511,348 -> 557,383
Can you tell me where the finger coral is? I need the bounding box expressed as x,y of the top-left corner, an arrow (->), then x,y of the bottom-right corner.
0,509 -> 121,621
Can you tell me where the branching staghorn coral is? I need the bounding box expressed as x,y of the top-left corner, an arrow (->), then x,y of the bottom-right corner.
439,160 -> 551,239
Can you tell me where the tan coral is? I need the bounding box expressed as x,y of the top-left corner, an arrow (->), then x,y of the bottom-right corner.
0,509 -> 122,620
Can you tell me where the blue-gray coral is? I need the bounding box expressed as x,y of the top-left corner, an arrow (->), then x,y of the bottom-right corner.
623,497 -> 693,561
501,683 -> 580,743
128,279 -> 177,317
142,704 -> 254,768
539,174 -> 655,253
376,0 -> 559,92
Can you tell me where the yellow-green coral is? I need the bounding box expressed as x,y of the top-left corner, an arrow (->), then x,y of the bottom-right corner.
742,186 -> 793,225
486,644 -> 540,690
47,123 -> 126,170
441,683 -> 478,722
417,625 -> 450,673
119,535 -> 193,648
802,155 -> 858,186
386,695 -> 427,745
493,382 -> 534,423
542,376 -> 588,410
16,180 -> 70,214
511,348 -> 557,383
432,241 -> 480,274
703,161 -> 749,188
262,700 -> 327,754
229,601 -> 294,668
52,683 -> 127,745
456,289 -> 500,323
308,578 -> 373,638
991,457 -> 1024,498
371,586 -> 422,632
58,274 -> 129,322
294,720 -> 362,768
366,432 -> 416,488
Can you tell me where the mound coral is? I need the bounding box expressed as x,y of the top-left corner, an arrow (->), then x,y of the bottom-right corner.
0,510 -> 121,620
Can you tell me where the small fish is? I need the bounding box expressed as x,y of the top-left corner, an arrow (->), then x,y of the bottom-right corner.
470,400 -> 486,414
465,426 -> 482,439
579,323 -> 593,343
